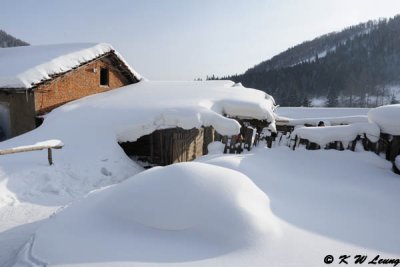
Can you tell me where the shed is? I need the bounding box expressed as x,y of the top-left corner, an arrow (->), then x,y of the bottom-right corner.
112,80 -> 276,166
119,119 -> 272,167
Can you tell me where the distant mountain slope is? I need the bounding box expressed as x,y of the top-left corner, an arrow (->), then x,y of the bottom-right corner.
0,29 -> 29,48
220,16 -> 400,107
246,22 -> 375,74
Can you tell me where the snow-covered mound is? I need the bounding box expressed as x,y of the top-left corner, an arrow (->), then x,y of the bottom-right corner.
14,162 -> 279,266
368,104 -> 400,135
207,141 -> 225,154
291,122 -> 380,147
0,43 -> 141,89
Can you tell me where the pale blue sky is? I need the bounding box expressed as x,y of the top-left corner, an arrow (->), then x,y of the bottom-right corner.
1,0 -> 400,80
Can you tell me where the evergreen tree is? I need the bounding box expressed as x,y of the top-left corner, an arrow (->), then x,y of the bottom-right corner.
390,94 -> 399,104
326,89 -> 339,107
302,95 -> 311,107
0,30 -> 29,47
219,16 -> 400,107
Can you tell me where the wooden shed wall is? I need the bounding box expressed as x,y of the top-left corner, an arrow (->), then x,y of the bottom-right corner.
119,127 -> 216,166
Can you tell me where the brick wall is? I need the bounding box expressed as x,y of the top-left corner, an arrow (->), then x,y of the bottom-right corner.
34,54 -> 133,115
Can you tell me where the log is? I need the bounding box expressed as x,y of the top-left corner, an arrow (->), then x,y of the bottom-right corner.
0,143 -> 63,155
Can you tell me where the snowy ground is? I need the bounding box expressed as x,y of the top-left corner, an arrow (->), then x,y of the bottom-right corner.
2,146 -> 400,266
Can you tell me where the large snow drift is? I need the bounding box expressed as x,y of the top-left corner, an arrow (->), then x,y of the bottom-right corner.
368,104 -> 400,135
14,162 -> 279,266
12,147 -> 400,267
0,43 -> 141,89
2,105 -> 400,266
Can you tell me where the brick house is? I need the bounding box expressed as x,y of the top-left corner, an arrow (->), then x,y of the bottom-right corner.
0,43 -> 141,140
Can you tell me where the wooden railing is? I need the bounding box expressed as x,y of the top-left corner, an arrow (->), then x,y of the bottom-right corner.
0,140 -> 64,165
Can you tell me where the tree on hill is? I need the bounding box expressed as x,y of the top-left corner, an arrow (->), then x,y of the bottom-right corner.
214,15 -> 400,107
0,30 -> 29,48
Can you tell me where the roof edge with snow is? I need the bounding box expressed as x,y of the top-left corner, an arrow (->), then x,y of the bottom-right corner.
0,43 -> 142,90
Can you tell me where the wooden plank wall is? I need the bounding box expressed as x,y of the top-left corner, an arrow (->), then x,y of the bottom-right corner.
119,126 -> 216,166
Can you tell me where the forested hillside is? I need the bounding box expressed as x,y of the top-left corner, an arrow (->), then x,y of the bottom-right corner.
0,29 -> 29,48
217,16 -> 400,107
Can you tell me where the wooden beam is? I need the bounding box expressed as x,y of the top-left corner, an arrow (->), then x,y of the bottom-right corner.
0,140 -> 63,165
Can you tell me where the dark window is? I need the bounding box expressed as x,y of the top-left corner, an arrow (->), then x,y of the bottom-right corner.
100,68 -> 109,86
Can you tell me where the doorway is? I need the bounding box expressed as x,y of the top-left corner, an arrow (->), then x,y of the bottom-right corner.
0,102 -> 11,141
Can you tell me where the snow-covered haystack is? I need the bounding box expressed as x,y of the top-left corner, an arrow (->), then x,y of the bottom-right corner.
15,162 -> 279,265
368,104 -> 400,135
291,122 -> 380,147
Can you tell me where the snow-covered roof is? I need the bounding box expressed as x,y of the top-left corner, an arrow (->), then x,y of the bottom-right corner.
368,104 -> 400,135
0,43 -> 141,89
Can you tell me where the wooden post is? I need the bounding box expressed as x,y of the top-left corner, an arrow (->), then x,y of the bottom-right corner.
48,148 -> 53,165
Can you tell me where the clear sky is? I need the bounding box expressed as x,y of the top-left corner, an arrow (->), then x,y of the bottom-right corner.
1,0 -> 400,80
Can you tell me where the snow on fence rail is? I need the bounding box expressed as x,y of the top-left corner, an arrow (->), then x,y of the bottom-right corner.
265,105 -> 400,174
275,115 -> 368,127
290,123 -> 380,150
0,139 -> 64,165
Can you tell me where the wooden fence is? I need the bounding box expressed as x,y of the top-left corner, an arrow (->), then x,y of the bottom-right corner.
269,125 -> 400,174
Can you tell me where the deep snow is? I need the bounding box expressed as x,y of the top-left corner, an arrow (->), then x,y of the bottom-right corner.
0,80 -> 275,207
10,147 -> 400,267
14,162 -> 280,266
0,80 -> 276,266
0,81 -> 399,266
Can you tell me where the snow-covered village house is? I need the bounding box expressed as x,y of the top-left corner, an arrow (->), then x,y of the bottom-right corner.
0,43 -> 141,140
